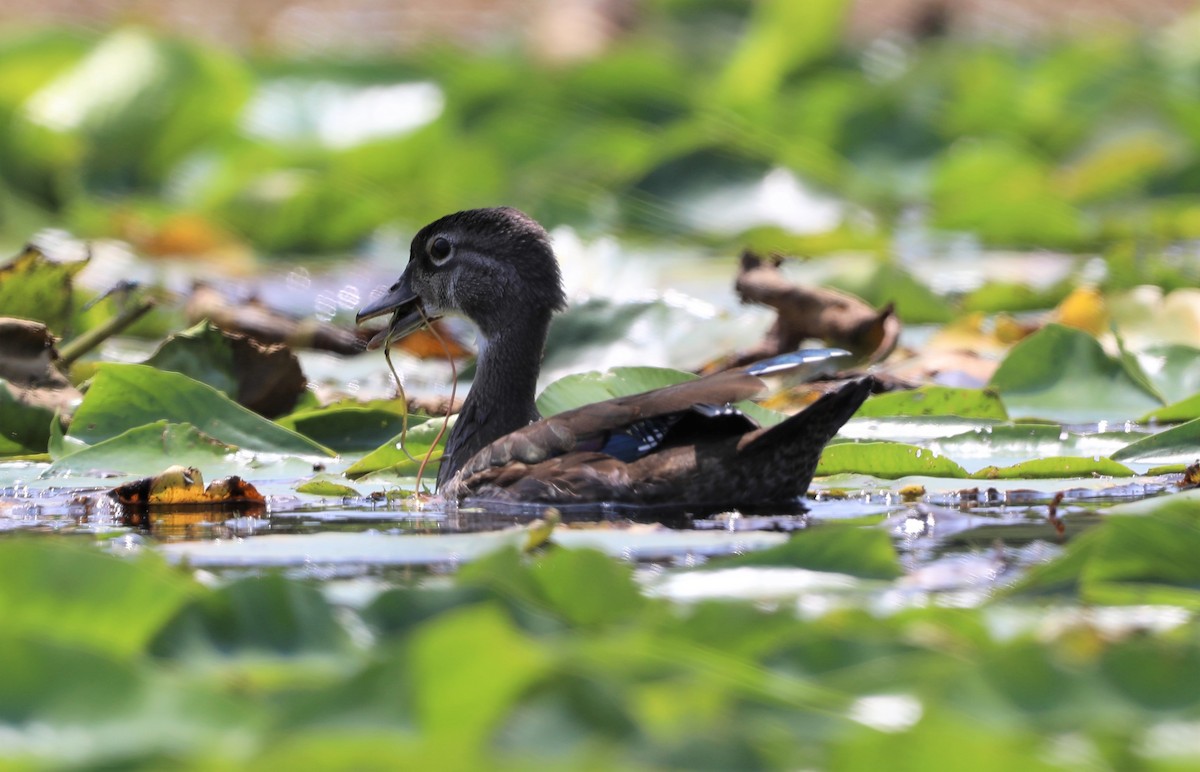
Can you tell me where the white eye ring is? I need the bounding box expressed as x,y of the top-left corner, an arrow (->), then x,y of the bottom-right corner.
428,236 -> 453,264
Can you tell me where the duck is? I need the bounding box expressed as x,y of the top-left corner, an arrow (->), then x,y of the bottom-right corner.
356,207 -> 872,511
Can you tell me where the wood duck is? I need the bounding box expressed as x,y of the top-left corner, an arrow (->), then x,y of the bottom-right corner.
357,207 -> 871,510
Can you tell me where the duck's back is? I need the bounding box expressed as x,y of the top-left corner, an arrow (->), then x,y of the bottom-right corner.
442,376 -> 872,510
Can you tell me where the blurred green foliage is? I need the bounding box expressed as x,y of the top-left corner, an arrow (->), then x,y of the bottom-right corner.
4,522 -> 1200,768
1,1 -> 1200,254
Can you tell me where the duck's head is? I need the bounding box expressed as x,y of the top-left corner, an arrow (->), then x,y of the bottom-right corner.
357,207 -> 566,349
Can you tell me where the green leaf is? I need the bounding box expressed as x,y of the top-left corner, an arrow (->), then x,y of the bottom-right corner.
0,634 -> 145,724
0,378 -> 54,456
142,320 -> 238,397
344,415 -> 451,479
988,324 -> 1163,422
715,0 -> 848,107
0,539 -> 197,656
295,475 -> 360,498
961,280 -> 1074,314
278,405 -> 413,454
1006,499 -> 1200,600
1142,393 -> 1200,423
68,364 -> 332,456
712,526 -> 902,579
1132,343 -> 1200,406
832,710 -> 1061,771
409,603 -> 547,744
971,456 -> 1135,479
855,386 -> 1008,420
828,262 -> 954,325
816,442 -> 968,479
530,548 -> 645,628
43,420 -> 240,478
1111,417 -> 1200,463
0,238 -> 88,330
151,574 -> 349,658
931,140 -> 1084,248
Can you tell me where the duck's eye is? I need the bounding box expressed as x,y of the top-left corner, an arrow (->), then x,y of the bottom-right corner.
428,236 -> 453,263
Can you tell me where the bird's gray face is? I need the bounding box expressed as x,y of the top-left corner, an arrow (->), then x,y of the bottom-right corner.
357,207 -> 566,347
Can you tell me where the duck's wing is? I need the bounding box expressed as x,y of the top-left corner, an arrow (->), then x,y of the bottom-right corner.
447,368 -> 768,488
451,377 -> 875,507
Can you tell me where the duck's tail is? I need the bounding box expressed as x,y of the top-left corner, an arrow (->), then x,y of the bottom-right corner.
737,377 -> 874,498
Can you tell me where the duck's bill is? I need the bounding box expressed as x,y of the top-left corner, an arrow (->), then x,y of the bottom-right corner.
356,274 -> 439,350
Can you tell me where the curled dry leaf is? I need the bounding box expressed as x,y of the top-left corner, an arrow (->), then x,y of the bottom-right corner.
0,317 -> 82,414
706,251 -> 900,373
108,464 -> 265,506
187,282 -> 471,359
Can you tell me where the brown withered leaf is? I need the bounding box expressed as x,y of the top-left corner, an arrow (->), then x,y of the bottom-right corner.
705,251 -> 900,373
0,317 -> 82,412
187,283 -> 471,359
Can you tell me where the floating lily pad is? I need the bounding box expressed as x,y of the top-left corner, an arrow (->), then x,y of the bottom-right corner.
0,538 -> 196,656
68,364 -> 332,457
0,235 -> 88,331
989,324 -> 1163,422
278,405 -> 414,454
928,424 -> 1138,474
1007,498 -> 1200,604
296,476 -> 361,498
971,456 -> 1135,480
1110,418 -> 1200,464
816,441 -> 969,479
856,386 -> 1008,420
46,421 -> 232,477
710,525 -> 902,579
43,420 -> 321,479
0,378 -> 55,456
1141,393 -> 1200,423
344,416 -> 451,479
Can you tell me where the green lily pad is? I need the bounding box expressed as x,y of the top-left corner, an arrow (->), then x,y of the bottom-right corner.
1131,344 -> 1200,407
0,539 -> 197,656
1110,417 -> 1200,464
1141,393 -> 1200,423
68,364 -> 332,457
710,525 -> 902,579
344,416 -> 452,479
0,378 -> 55,456
816,441 -> 968,479
0,236 -> 88,331
989,324 -> 1163,422
856,386 -> 1008,420
296,476 -> 360,498
971,456 -> 1135,480
828,261 -> 953,324
44,421 -> 253,478
928,424 -> 1138,474
1007,498 -> 1200,603
142,320 -> 239,398
278,405 -> 413,454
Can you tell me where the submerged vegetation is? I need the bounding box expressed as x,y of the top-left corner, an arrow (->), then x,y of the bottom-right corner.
2,0 -> 1200,767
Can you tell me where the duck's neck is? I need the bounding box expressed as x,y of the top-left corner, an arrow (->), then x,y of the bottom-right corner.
439,311 -> 552,484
